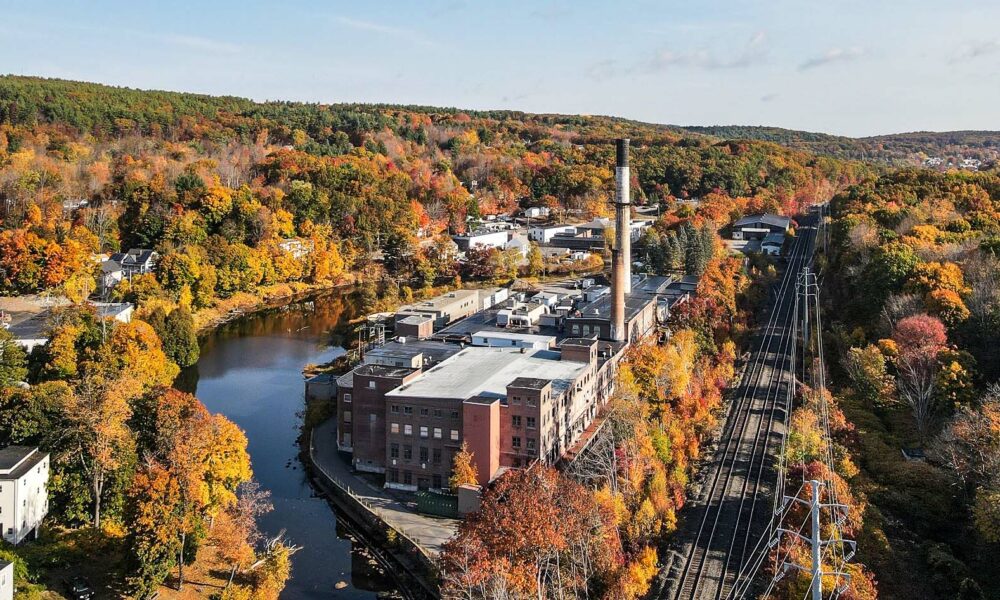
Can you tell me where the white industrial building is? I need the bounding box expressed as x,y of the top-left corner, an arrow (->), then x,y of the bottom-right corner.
0,447 -> 49,545
528,223 -> 577,243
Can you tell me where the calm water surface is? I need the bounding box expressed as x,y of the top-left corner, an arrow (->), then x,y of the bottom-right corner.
175,291 -> 401,599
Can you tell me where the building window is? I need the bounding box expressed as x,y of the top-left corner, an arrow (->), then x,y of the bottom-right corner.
511,395 -> 520,405
391,404 -> 400,414
343,410 -> 352,423
512,415 -> 521,428
390,443 -> 399,459
419,447 -> 429,462
403,445 -> 412,460
512,436 -> 521,448
403,471 -> 412,485
404,424 -> 413,436
433,474 -> 443,489
343,432 -> 351,446
390,423 -> 399,434
344,393 -> 352,403
420,407 -> 429,416
450,410 -> 459,419
433,408 -> 443,418
420,426 -> 429,438
450,429 -> 459,441
404,406 -> 413,415
527,416 -> 536,429
387,469 -> 399,483
433,448 -> 442,464
368,381 -> 376,389
527,397 -> 536,407
527,438 -> 536,450
433,427 -> 442,439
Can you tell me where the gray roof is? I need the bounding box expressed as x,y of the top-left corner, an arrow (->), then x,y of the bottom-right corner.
508,377 -> 551,390
733,214 -> 790,229
0,446 -> 46,479
386,346 -> 587,401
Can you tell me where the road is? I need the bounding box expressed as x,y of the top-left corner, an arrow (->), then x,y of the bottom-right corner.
663,221 -> 816,600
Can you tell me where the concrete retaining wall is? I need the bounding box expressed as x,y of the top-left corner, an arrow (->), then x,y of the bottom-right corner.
304,431 -> 439,598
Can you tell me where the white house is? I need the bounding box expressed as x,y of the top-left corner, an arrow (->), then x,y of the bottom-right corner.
0,561 -> 12,600
0,447 -> 49,545
524,206 -> 550,219
91,302 -> 134,323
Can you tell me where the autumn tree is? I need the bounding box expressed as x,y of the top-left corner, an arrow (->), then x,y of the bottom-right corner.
449,442 -> 478,490
0,328 -> 27,385
891,314 -> 948,441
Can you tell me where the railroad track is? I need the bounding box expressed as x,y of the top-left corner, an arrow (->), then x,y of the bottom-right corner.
669,223 -> 816,600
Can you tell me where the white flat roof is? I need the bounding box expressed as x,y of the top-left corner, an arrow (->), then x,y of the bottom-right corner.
471,330 -> 557,343
386,346 -> 586,400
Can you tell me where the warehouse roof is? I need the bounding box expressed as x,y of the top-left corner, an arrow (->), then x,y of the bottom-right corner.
386,346 -> 587,401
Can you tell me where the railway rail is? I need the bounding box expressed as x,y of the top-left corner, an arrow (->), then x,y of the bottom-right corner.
667,222 -> 816,600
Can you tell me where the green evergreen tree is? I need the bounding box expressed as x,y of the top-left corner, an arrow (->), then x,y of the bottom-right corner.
0,328 -> 28,385
161,307 -> 199,368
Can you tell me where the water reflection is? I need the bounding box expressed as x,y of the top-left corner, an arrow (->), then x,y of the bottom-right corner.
175,290 -> 401,599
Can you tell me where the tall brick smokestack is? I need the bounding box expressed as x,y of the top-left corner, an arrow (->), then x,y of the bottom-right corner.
611,138 -> 630,342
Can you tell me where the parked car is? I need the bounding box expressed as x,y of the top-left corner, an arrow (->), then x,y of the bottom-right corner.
65,576 -> 94,600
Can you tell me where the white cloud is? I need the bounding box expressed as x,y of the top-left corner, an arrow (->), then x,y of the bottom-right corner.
952,39 -> 1000,62
799,47 -> 866,71
334,16 -> 439,48
646,31 -> 768,71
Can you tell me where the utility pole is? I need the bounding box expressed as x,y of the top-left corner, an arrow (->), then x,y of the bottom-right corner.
773,479 -> 856,600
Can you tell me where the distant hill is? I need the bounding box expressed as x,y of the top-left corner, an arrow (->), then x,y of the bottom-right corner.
681,125 -> 1000,168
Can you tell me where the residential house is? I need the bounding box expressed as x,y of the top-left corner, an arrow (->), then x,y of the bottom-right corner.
0,447 -> 49,545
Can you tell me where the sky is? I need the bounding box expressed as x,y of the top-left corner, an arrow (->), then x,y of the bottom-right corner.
1,0 -> 998,137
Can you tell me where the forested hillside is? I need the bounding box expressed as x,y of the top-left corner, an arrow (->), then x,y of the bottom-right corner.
0,75 -> 867,305
826,167 -> 1000,598
684,125 -> 1000,167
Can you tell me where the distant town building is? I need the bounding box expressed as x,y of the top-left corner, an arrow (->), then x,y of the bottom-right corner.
451,230 -> 510,252
395,289 -> 482,332
277,238 -> 314,260
0,446 -> 49,545
101,248 -> 159,295
528,223 -> 577,244
730,214 -> 791,240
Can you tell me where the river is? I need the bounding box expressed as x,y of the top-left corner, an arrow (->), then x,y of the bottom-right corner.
174,290 -> 403,599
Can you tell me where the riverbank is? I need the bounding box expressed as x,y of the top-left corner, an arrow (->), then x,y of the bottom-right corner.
302,426 -> 442,599
191,277 -> 360,333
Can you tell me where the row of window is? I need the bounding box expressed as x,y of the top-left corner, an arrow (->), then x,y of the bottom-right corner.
390,405 -> 460,419
389,423 -> 460,441
386,469 -> 444,489
508,395 -> 538,407
511,436 -> 537,451
511,415 -> 537,429
390,444 -> 444,464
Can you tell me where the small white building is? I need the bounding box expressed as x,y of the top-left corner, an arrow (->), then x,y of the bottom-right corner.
0,447 -> 50,545
91,302 -> 134,323
452,230 -> 510,252
0,561 -> 12,600
471,331 -> 556,349
761,232 -> 785,256
504,233 -> 531,258
524,206 -> 550,219
528,224 -> 577,244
